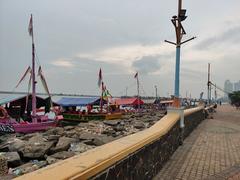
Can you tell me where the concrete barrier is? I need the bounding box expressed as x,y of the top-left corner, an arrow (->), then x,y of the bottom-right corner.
14,106 -> 209,180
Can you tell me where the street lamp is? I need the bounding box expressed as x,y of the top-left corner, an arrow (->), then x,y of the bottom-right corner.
165,0 -> 196,107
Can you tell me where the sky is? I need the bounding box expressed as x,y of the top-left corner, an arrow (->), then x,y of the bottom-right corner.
0,0 -> 240,98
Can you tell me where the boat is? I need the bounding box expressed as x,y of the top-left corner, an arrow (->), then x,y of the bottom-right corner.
57,97 -> 122,124
57,69 -> 123,124
0,15 -> 62,134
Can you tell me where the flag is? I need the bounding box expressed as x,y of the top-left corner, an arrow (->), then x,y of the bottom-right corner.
98,68 -> 102,88
28,14 -> 33,36
38,66 -> 51,96
102,86 -> 112,100
134,72 -> 138,78
15,66 -> 31,88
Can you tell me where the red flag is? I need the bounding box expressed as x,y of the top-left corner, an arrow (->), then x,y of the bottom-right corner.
98,68 -> 102,88
28,14 -> 33,36
134,72 -> 138,78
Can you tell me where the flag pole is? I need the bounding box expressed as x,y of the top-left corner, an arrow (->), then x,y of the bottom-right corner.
100,82 -> 103,113
137,74 -> 140,112
30,14 -> 37,123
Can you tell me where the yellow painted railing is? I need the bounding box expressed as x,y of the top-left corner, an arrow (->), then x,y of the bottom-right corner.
14,106 -> 203,180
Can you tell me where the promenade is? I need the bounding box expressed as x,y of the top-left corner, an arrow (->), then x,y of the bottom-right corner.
154,105 -> 240,180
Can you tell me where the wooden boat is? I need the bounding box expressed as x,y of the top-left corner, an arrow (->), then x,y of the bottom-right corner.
0,15 -> 61,134
0,111 -> 59,134
62,112 -> 122,122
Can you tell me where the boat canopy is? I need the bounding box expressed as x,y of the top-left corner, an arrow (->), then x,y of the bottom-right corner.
111,98 -> 144,106
0,94 -> 27,106
57,97 -> 102,107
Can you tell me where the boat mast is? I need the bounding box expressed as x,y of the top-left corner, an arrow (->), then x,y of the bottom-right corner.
29,14 -> 37,122
100,82 -> 103,113
137,74 -> 140,112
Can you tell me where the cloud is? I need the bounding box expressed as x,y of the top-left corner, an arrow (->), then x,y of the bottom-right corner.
194,25 -> 240,50
51,59 -> 74,67
132,56 -> 160,74
77,44 -> 174,65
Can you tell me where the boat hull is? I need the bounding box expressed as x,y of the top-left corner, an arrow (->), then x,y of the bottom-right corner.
62,112 -> 122,122
0,119 -> 58,134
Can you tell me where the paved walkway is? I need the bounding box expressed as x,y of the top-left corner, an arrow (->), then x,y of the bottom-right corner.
154,105 -> 240,180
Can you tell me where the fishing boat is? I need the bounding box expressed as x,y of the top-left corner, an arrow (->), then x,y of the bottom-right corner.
0,15 -> 62,133
57,97 -> 122,124
58,69 -> 122,124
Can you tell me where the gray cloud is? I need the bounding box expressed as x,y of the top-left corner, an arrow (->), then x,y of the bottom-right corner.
132,56 -> 161,75
195,25 -> 240,50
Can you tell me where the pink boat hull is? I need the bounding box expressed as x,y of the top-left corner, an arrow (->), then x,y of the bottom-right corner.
0,117 -> 61,134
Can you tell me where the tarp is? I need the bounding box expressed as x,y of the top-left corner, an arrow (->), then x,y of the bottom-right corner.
112,98 -> 144,106
0,94 -> 26,105
57,97 -> 101,107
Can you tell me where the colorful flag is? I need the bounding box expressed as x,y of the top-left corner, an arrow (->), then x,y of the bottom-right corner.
28,14 -> 33,36
98,68 -> 102,88
134,72 -> 138,78
102,87 -> 112,100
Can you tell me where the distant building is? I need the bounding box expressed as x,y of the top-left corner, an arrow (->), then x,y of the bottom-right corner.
234,81 -> 240,91
224,80 -> 233,97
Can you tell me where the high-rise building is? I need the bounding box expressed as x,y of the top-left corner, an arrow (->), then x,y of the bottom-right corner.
224,80 -> 233,97
234,81 -> 240,91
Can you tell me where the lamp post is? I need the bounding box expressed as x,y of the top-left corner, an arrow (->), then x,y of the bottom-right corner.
165,0 -> 196,107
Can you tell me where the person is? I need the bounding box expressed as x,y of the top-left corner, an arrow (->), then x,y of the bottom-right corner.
220,101 -> 222,106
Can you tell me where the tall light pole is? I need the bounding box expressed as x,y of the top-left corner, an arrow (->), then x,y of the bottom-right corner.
165,0 -> 196,107
207,63 -> 211,105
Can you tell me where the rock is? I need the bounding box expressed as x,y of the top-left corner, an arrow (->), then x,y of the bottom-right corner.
142,118 -> 154,123
13,160 -> 47,175
0,143 -> 9,152
46,156 -> 58,165
133,121 -> 145,129
50,151 -> 75,160
150,112 -> 156,116
85,135 -> 115,146
64,126 -> 75,131
64,129 -> 77,137
51,136 -> 77,153
102,128 -> 116,136
0,155 -> 8,175
8,138 -> 25,152
45,135 -> 60,142
103,120 -> 121,126
113,125 -> 125,132
69,143 -> 94,153
19,133 -> 37,141
0,174 -> 16,180
79,132 -> 97,140
1,152 -> 21,168
21,134 -> 54,159
130,115 -> 135,118
44,127 -> 64,136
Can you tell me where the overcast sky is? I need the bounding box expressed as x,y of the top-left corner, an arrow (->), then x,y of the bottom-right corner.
0,0 -> 240,98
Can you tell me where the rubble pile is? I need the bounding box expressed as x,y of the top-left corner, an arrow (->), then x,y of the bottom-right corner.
0,111 -> 165,178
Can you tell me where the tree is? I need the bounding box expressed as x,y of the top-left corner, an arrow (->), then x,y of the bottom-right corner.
229,91 -> 240,108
